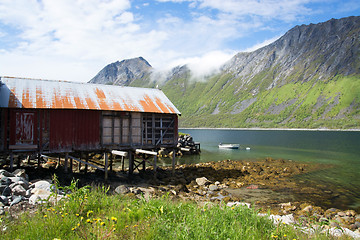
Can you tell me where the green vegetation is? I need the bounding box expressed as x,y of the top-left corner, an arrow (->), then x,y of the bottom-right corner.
163,74 -> 360,129
0,180 -> 340,240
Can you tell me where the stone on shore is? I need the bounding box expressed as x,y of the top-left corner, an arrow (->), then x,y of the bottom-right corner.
196,177 -> 211,186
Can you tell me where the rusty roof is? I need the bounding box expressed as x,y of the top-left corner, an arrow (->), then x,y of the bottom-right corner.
0,76 -> 180,114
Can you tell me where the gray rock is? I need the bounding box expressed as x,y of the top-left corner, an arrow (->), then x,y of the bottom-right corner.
25,189 -> 32,197
9,177 -> 29,186
12,169 -> 28,181
0,169 -> 14,178
114,185 -> 130,194
0,184 -> 6,193
0,177 -> 11,185
302,205 -> 313,213
29,188 -> 61,204
11,185 -> 26,196
130,188 -> 143,195
29,194 -> 42,205
195,177 -> 211,186
208,184 -> 219,191
337,211 -> 346,217
330,221 -> 340,228
2,186 -> 11,196
0,196 -> 8,205
10,196 -> 22,206
32,180 -> 52,192
227,202 -> 251,209
9,181 -> 29,190
0,206 -> 4,215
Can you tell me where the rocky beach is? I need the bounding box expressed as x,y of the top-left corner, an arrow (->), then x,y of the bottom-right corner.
1,157 -> 360,238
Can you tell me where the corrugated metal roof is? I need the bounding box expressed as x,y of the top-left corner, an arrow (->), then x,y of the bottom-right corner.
0,76 -> 180,114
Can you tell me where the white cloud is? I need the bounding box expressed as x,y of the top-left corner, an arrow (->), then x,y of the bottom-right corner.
0,0 -> 171,82
0,0 -> 354,83
197,0 -> 313,22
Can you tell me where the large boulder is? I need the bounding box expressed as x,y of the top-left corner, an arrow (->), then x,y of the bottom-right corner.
11,185 -> 27,196
114,185 -> 130,195
196,177 -> 211,186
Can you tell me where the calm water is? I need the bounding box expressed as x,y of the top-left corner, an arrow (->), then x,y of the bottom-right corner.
173,129 -> 360,209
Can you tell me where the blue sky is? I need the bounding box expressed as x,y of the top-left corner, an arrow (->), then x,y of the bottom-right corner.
0,0 -> 359,82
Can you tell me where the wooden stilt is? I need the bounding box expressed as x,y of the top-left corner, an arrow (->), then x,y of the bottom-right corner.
128,151 -> 134,175
10,152 -> 14,172
121,156 -> 125,172
70,157 -> 73,173
110,154 -> 113,171
104,152 -> 108,181
85,154 -> 88,173
17,155 -> 21,168
154,155 -> 157,179
37,153 -> 41,168
172,148 -> 176,176
142,156 -> 146,171
65,153 -> 68,173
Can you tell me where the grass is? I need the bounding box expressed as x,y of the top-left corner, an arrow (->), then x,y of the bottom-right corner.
0,178 -> 352,239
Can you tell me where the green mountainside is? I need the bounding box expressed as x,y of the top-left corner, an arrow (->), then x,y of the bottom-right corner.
90,16 -> 360,129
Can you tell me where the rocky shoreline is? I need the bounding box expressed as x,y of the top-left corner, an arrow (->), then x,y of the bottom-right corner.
1,158 -> 360,238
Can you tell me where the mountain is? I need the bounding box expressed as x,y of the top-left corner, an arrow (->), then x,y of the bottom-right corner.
90,16 -> 360,129
89,57 -> 152,85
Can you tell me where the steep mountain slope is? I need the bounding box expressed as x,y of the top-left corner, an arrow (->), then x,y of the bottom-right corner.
90,16 -> 360,129
89,57 -> 152,85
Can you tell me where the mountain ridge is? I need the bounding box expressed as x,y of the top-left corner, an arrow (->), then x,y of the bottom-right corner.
89,16 -> 360,129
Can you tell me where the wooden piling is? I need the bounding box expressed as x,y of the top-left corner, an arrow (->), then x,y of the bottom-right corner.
172,148 -> 176,176
104,152 -> 108,181
10,152 -> 14,171
64,153 -> 68,173
128,151 -> 134,175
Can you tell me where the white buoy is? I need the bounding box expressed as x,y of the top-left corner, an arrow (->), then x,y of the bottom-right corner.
246,147 -> 251,150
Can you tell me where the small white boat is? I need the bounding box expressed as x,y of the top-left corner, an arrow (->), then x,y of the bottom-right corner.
218,143 -> 240,149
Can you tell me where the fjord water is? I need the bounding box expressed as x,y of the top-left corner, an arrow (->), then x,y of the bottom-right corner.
178,129 -> 360,210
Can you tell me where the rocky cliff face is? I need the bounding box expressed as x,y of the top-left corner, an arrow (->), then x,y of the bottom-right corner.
222,16 -> 360,93
89,57 -> 152,85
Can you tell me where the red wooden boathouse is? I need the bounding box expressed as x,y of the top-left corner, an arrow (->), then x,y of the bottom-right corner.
0,76 -> 180,176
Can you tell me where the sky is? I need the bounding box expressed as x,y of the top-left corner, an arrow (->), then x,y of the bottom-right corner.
0,0 -> 359,82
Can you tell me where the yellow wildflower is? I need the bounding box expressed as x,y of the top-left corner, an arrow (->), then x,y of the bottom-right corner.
87,210 -> 94,217
44,215 -> 48,218
100,222 -> 105,226
111,216 -> 117,222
